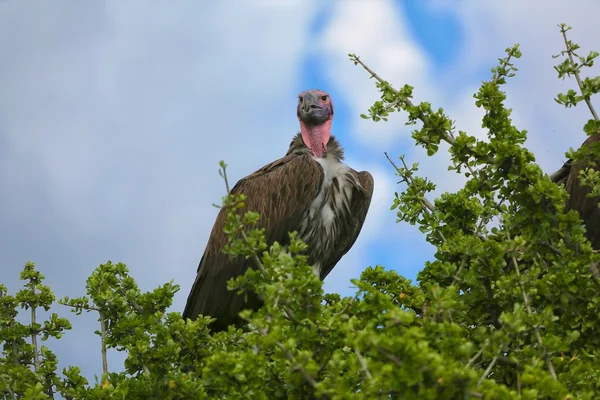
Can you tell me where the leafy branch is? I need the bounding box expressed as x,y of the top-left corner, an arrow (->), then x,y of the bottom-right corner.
554,23 -> 599,122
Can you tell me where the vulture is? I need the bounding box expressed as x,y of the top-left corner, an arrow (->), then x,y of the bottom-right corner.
183,89 -> 374,331
551,133 -> 600,250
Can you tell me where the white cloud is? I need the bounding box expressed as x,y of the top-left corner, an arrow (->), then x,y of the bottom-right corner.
318,0 -> 434,150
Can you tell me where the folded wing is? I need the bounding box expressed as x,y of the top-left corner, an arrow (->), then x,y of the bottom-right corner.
182,154 -> 324,331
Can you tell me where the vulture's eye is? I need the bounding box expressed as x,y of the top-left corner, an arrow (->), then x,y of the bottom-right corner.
299,96 -> 303,102
321,95 -> 328,101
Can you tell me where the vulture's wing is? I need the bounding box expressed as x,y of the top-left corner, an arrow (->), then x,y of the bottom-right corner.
550,160 -> 572,186
183,153 -> 324,330
563,134 -> 600,248
320,170 -> 374,280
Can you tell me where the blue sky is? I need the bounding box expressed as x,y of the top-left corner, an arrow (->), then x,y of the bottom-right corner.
403,1 -> 463,70
1,0 -> 599,384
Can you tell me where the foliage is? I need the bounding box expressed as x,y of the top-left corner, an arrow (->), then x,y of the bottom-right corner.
2,24 -> 600,399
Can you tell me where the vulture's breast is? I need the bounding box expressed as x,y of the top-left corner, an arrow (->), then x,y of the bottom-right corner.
298,154 -> 359,277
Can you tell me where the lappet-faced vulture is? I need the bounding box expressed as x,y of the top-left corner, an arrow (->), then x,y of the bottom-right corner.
550,133 -> 600,282
551,133 -> 600,249
183,89 -> 374,331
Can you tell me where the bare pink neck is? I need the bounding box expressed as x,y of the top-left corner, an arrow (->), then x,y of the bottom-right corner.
300,120 -> 331,158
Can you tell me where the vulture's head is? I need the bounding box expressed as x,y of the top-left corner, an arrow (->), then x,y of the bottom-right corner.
297,89 -> 334,126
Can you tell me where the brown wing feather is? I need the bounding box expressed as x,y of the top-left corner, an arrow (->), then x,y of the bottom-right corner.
563,134 -> 600,249
320,170 -> 374,280
182,154 -> 324,331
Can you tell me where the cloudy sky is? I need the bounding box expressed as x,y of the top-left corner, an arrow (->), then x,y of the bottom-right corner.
2,0 -> 599,383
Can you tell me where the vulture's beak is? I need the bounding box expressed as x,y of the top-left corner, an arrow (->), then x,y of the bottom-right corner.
299,92 -> 329,125
301,92 -> 322,113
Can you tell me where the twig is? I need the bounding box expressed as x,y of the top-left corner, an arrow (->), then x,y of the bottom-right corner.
219,163 -> 266,274
116,288 -> 144,314
352,56 -> 452,146
61,303 -> 101,312
451,256 -> 470,286
256,324 -> 327,398
385,152 -> 449,247
353,55 -> 500,166
384,152 -> 437,215
477,354 -> 498,386
353,56 -> 456,143
9,325 -> 19,366
0,293 -> 20,368
466,341 -> 489,369
589,262 -> 600,286
377,347 -> 402,367
560,26 -> 599,121
219,163 -> 231,194
354,347 -> 372,380
0,375 -> 17,400
44,374 -> 54,399
30,287 -> 40,372
352,55 -> 393,90
492,51 -> 517,85
99,312 -> 108,375
510,253 -> 557,380
276,341 -> 321,391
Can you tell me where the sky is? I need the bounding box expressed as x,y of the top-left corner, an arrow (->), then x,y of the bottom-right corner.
1,0 -> 599,385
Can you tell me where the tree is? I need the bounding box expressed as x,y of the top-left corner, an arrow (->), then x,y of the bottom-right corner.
1,23 -> 599,399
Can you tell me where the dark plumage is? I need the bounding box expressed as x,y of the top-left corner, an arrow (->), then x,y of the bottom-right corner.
183,89 -> 374,331
551,134 -> 600,249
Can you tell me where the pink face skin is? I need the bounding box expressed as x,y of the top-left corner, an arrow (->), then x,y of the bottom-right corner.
297,89 -> 334,158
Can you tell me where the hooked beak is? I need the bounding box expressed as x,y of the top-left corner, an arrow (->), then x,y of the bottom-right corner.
301,92 -> 322,113
298,92 -> 329,125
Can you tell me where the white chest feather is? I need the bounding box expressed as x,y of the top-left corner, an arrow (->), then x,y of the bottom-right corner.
311,155 -> 352,224
302,155 -> 355,277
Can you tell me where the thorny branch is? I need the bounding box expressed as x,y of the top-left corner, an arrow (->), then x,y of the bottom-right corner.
219,162 -> 266,275
30,286 -> 40,372
560,24 -> 599,121
352,55 -> 433,130
354,347 -> 372,380
353,55 -> 496,167
383,152 -> 450,246
384,152 -> 437,216
477,353 -> 499,387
